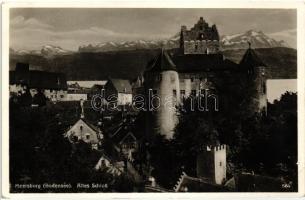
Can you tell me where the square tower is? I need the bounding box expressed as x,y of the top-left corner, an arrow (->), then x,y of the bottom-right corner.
196,145 -> 227,185
180,17 -> 220,55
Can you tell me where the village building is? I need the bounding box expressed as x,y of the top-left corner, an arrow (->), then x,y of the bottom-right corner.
104,78 -> 133,105
10,62 -> 68,102
65,100 -> 103,150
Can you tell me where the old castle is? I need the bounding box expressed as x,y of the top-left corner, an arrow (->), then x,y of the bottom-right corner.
143,17 -> 267,139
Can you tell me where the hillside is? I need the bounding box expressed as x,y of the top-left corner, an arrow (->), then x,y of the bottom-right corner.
9,47 -> 296,80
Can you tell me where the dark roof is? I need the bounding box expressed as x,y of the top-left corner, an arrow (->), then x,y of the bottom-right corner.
174,172 -> 231,192
108,122 -> 137,145
146,49 -> 177,72
108,78 -> 132,93
10,70 -> 67,90
240,48 -> 265,68
172,54 -> 239,73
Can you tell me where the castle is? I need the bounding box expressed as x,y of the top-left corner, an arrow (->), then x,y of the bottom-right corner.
144,17 -> 267,139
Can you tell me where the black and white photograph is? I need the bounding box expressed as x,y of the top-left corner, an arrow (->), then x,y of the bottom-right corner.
2,3 -> 304,195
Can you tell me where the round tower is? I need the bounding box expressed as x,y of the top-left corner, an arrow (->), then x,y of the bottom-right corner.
144,49 -> 180,139
240,44 -> 267,114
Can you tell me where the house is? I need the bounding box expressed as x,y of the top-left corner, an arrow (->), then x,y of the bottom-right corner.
67,80 -> 107,89
88,84 -> 106,100
66,80 -> 107,101
105,78 -> 133,105
94,152 -> 124,176
110,124 -> 138,162
65,100 -> 103,149
66,89 -> 90,101
10,62 -> 68,102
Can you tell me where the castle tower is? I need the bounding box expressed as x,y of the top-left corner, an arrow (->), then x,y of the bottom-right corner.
180,17 -> 220,55
240,44 -> 267,114
196,145 -> 227,185
144,49 -> 180,139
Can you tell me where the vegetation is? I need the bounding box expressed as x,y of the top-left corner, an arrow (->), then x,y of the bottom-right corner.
147,92 -> 297,191
9,97 -> 136,193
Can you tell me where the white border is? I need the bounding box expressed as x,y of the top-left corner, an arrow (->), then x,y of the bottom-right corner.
1,0 -> 305,199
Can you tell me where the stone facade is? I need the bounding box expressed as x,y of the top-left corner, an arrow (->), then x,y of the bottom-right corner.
196,145 -> 227,185
180,17 -> 220,54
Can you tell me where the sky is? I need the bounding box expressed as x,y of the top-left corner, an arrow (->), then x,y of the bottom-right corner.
10,8 -> 296,51
267,79 -> 297,103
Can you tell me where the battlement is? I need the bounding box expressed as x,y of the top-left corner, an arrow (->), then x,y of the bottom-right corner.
180,17 -> 220,54
197,144 -> 227,184
205,144 -> 226,152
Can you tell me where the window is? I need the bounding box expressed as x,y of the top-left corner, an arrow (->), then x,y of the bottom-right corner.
220,162 -> 222,166
80,125 -> 83,131
180,90 -> 185,95
191,90 -> 196,96
195,43 -> 198,51
191,77 -> 194,82
173,90 -> 177,96
60,95 -> 64,98
86,134 -> 90,140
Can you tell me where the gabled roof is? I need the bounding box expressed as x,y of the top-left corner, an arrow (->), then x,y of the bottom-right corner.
109,122 -> 137,145
66,118 -> 100,134
146,49 -> 177,72
108,78 -> 132,93
239,48 -> 265,68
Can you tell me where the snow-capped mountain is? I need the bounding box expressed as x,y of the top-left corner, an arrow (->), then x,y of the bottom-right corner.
10,30 -> 290,56
78,34 -> 180,52
41,45 -> 73,57
221,30 -> 289,49
11,45 -> 73,58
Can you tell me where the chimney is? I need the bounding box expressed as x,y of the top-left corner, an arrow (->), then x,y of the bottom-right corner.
80,99 -> 85,119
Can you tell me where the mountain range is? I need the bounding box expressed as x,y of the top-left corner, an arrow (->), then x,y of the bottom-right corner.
10,30 -> 289,57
